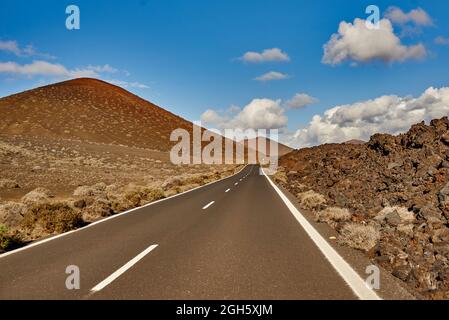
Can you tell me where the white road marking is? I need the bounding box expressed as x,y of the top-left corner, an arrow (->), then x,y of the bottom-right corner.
91,244 -> 158,293
234,182 -> 238,186
262,168 -> 381,301
225,188 -> 231,193
202,201 -> 215,210
0,165 -> 249,259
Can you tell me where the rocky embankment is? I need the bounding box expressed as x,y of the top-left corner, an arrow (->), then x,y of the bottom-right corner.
277,117 -> 449,299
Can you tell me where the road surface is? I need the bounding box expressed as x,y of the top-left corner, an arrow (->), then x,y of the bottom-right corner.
0,165 -> 367,300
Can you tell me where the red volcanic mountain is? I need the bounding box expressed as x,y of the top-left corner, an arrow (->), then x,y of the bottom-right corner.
0,78 -> 194,151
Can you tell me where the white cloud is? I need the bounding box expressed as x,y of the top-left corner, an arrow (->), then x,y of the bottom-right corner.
255,71 -> 289,82
87,64 -> 118,73
0,40 -> 22,56
106,79 -> 149,89
385,7 -> 433,26
0,62 -> 147,89
286,93 -> 318,109
239,48 -> 290,63
322,18 -> 427,65
435,36 -> 449,45
290,87 -> 449,148
0,60 -> 97,77
201,98 -> 287,130
0,61 -> 95,77
0,40 -> 54,59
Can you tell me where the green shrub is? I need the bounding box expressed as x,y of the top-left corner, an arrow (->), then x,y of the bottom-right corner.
0,224 -> 10,250
0,224 -> 22,251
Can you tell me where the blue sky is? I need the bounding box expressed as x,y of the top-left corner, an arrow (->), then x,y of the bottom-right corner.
1,0 -> 448,147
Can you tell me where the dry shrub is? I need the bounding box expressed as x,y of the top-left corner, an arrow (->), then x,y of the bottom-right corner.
110,187 -> 165,213
161,177 -> 183,191
297,190 -> 327,211
105,184 -> 119,194
184,173 -> 209,185
338,223 -> 380,252
0,179 -> 20,189
273,169 -> 288,184
82,197 -> 114,222
21,201 -> 83,238
73,182 -> 106,197
0,202 -> 27,229
21,187 -> 54,205
315,207 -> 352,227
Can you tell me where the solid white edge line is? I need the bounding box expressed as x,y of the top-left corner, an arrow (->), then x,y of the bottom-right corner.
0,165 -> 249,259
262,168 -> 381,301
202,201 -> 215,210
91,244 -> 159,293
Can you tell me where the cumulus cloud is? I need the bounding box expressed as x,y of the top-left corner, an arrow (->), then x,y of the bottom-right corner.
290,87 -> 449,148
322,18 -> 427,65
201,98 -> 287,130
0,40 -> 54,59
385,7 -> 433,26
255,71 -> 289,82
286,93 -> 318,109
0,60 -> 97,77
239,48 -> 290,63
435,36 -> 449,46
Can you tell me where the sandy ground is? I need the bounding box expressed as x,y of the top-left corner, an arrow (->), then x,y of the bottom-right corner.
0,134 -> 237,202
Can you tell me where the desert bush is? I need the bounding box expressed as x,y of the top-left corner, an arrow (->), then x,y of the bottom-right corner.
21,187 -> 54,205
82,197 -> 113,222
0,224 -> 22,251
338,223 -> 380,252
21,201 -> 83,238
0,224 -> 10,250
161,177 -> 183,191
110,187 -> 165,213
297,190 -> 327,211
73,182 -> 107,197
0,179 -> 20,189
105,184 -> 119,194
273,169 -> 288,184
315,207 -> 352,227
0,202 -> 27,229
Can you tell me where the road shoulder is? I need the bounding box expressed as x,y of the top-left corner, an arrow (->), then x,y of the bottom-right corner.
267,175 -> 417,300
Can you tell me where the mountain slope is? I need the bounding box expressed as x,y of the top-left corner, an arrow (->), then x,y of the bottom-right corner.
0,78 -> 192,151
242,137 -> 294,158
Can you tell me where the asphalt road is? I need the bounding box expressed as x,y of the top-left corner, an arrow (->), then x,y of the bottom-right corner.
0,165 -> 362,300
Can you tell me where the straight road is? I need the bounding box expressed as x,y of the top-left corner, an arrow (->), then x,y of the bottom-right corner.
0,165 -> 368,300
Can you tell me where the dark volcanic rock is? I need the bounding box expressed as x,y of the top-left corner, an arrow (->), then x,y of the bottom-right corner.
279,117 -> 449,299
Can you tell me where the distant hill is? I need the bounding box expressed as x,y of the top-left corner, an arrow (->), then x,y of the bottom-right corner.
241,137 -> 294,158
0,78 -> 194,151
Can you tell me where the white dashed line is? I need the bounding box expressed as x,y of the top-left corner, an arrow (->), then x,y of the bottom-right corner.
225,189 -> 231,193
235,182 -> 238,186
202,201 -> 215,210
91,244 -> 158,293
